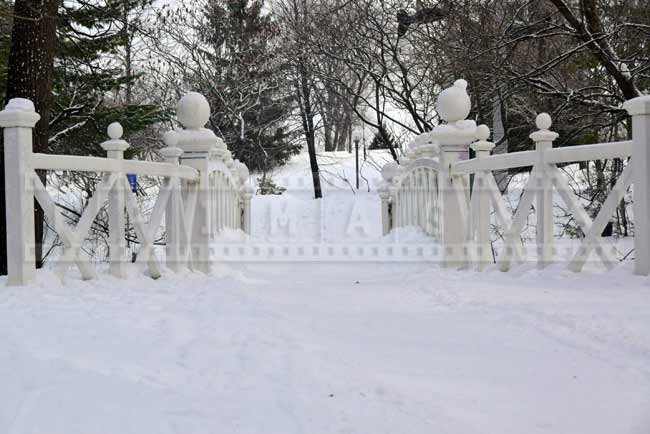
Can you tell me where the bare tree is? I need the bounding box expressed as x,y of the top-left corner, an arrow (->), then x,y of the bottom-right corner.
276,0 -> 324,198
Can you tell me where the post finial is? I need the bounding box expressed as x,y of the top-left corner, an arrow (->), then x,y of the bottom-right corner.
160,130 -> 183,160
177,92 -> 211,130
107,122 -> 124,140
476,124 -> 490,141
102,122 -> 129,153
536,113 -> 553,131
0,98 -> 41,128
174,93 -> 227,154
471,125 -> 495,153
530,112 -> 559,143
163,130 -> 179,148
436,79 -> 471,123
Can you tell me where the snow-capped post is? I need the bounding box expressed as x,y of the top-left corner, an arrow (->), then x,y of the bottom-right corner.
623,94 -> 650,276
380,162 -> 399,235
235,160 -> 253,234
426,79 -> 476,267
470,125 -> 495,270
530,113 -> 558,269
241,185 -> 254,234
160,131 -> 185,272
173,92 -> 224,274
378,185 -> 391,236
0,98 -> 40,286
102,122 -> 129,279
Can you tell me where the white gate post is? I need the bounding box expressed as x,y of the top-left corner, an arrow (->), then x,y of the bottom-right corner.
470,125 -> 495,270
241,185 -> 254,234
0,99 -> 40,286
234,159 -> 253,233
623,95 -> 650,275
378,186 -> 391,236
161,131 -> 185,272
530,113 -> 558,268
174,92 -> 226,274
379,162 -> 399,236
102,123 -> 129,278
425,79 -> 476,268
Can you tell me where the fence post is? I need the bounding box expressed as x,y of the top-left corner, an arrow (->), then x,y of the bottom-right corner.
174,92 -> 227,274
380,162 -> 399,236
0,99 -> 40,286
623,95 -> 650,275
530,113 -> 558,269
233,159 -> 252,233
241,185 -> 254,234
161,131 -> 184,272
101,122 -> 129,278
470,125 -> 495,270
378,186 -> 391,236
428,79 -> 475,268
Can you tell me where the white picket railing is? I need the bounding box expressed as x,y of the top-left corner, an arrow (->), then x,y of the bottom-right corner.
380,79 -> 650,275
379,158 -> 441,239
0,93 -> 253,286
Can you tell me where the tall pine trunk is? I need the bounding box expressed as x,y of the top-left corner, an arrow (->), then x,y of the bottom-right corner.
0,0 -> 59,274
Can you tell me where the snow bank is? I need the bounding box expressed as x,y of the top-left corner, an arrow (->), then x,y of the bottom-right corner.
1,263 -> 649,434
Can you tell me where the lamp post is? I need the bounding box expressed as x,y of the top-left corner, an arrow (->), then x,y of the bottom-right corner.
353,133 -> 361,190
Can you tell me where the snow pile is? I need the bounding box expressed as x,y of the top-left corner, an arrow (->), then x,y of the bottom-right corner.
1,263 -> 650,434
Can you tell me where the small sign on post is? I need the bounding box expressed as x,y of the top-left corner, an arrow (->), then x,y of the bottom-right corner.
127,174 -> 137,193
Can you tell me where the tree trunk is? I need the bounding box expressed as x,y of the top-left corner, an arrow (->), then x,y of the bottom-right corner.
297,64 -> 322,199
123,0 -> 132,104
0,0 -> 59,274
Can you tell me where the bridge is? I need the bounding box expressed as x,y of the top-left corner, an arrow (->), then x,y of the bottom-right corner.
1,80 -> 648,286
1,81 -> 649,434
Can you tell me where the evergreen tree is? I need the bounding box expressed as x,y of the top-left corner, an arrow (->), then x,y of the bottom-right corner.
368,128 -> 394,150
0,0 -> 169,273
51,0 -> 167,158
201,0 -> 299,174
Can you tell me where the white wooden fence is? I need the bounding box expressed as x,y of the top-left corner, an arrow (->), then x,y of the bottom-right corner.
380,79 -> 650,275
0,93 -> 253,286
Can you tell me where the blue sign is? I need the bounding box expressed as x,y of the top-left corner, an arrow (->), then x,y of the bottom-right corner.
127,174 -> 138,193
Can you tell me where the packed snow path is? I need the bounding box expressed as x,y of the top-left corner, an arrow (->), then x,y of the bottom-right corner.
1,263 -> 650,434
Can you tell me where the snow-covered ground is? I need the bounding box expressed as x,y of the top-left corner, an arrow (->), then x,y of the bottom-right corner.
1,150 -> 649,434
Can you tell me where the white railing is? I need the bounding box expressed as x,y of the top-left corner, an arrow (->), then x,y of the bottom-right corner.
460,118 -> 633,272
0,93 -> 253,286
379,158 -> 441,238
380,79 -> 650,275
